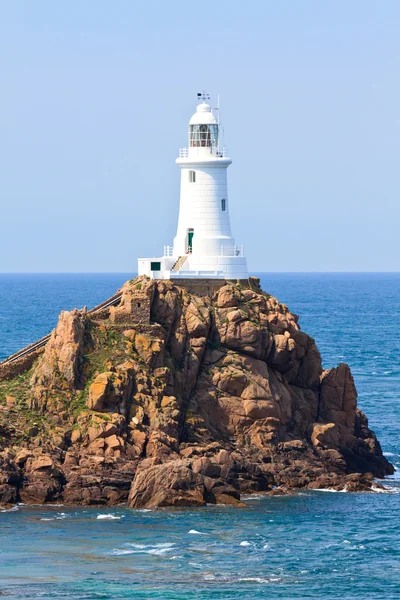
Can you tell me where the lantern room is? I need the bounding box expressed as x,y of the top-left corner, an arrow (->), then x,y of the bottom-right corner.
189,103 -> 219,148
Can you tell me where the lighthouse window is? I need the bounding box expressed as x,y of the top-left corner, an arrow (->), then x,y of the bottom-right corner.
221,198 -> 226,211
189,170 -> 196,183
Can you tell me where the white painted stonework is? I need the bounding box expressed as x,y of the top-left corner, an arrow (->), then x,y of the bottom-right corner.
138,99 -> 248,280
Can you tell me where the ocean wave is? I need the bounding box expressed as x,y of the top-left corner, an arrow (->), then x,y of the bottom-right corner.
111,542 -> 175,556
97,514 -> 124,520
148,547 -> 175,555
343,540 -> 367,551
188,529 -> 207,535
309,487 -> 348,493
202,574 -> 282,584
0,505 -> 19,513
109,548 -> 136,555
241,493 -> 265,500
240,541 -> 252,546
238,577 -> 282,583
371,485 -> 392,494
126,542 -> 174,549
39,512 -> 67,520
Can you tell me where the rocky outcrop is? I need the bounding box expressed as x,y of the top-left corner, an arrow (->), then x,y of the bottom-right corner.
0,276 -> 393,508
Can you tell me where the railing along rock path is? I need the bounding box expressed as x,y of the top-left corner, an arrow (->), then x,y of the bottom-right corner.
0,292 -> 123,371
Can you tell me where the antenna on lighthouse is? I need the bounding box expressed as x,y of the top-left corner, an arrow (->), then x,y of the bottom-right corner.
215,94 -> 220,126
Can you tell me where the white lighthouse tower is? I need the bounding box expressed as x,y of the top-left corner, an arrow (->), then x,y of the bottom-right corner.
138,94 -> 248,281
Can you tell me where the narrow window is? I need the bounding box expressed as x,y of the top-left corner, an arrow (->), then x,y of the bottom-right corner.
189,170 -> 196,183
221,198 -> 226,211
137,303 -> 141,308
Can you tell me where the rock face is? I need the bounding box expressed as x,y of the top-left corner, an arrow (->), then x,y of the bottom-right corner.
0,276 -> 393,508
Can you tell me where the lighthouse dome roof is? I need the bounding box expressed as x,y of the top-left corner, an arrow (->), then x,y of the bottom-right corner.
189,103 -> 218,126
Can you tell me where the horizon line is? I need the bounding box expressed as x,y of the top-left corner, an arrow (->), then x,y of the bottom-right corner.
0,271 -> 399,276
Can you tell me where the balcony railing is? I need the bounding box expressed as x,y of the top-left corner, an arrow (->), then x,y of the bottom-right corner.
164,245 -> 244,257
178,146 -> 229,159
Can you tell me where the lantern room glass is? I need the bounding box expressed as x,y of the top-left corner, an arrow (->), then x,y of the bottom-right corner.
189,124 -> 219,147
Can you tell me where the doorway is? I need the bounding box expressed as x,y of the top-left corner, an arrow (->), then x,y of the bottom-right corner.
187,229 -> 194,253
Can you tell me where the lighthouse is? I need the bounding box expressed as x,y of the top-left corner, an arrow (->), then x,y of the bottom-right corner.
138,94 -> 248,280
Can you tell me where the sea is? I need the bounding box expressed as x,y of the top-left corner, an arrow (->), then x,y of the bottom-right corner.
0,273 -> 399,599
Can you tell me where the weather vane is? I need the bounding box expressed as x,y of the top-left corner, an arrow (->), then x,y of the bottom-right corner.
197,91 -> 210,102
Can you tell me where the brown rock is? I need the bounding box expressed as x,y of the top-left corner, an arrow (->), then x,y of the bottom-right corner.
87,372 -> 113,411
320,364 -> 357,429
31,308 -> 87,391
192,457 -> 221,478
0,276 -> 392,509
128,461 -> 206,508
311,423 -> 340,450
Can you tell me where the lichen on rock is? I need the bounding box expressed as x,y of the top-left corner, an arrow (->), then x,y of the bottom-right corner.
0,275 -> 393,508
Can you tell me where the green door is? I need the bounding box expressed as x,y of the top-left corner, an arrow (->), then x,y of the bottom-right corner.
188,230 -> 194,253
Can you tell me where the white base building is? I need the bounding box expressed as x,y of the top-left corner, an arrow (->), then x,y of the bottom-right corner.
138,98 -> 248,280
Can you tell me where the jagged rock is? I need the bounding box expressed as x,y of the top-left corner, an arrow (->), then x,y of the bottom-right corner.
31,308 -> 87,392
320,364 -> 357,429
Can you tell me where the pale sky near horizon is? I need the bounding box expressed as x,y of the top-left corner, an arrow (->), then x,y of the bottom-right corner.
0,1 -> 398,273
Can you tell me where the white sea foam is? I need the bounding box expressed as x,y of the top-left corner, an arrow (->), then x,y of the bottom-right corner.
110,542 -> 175,556
309,486 -> 348,493
240,541 -> 251,546
148,547 -> 174,555
238,577 -> 282,583
0,505 -> 19,513
188,529 -> 207,535
125,542 -> 175,554
241,494 -> 264,500
40,517 -> 54,521
371,484 -> 400,494
371,485 -> 389,493
97,514 -> 124,520
126,542 -> 174,549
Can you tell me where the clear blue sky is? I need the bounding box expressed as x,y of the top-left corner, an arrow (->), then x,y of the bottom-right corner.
0,1 -> 398,272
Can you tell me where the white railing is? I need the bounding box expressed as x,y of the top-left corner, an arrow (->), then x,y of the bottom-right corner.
178,146 -> 229,159
164,244 -> 244,257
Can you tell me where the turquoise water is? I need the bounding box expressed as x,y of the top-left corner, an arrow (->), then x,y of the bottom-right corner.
0,273 -> 399,599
